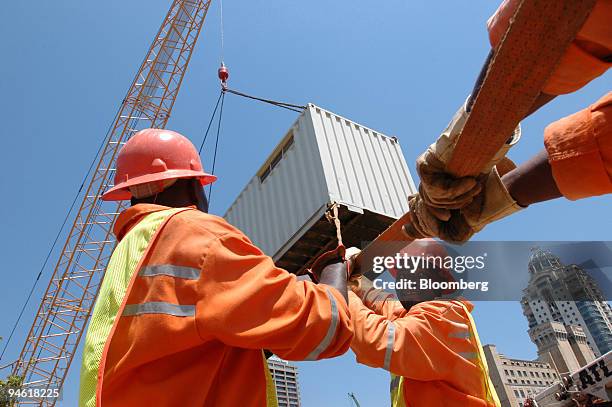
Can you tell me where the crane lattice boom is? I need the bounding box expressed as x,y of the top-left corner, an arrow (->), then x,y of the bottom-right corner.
11,1 -> 212,405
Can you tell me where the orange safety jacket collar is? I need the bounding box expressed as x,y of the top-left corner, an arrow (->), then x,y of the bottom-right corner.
113,203 -> 196,240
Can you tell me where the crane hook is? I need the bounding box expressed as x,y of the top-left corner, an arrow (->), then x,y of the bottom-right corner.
218,62 -> 229,91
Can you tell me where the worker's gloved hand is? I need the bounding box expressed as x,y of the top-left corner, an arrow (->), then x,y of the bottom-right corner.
403,195 -> 472,242
349,275 -> 387,304
417,98 -> 521,211
417,152 -> 483,213
344,247 -> 361,277
348,274 -> 374,298
457,165 -> 524,237
404,166 -> 524,243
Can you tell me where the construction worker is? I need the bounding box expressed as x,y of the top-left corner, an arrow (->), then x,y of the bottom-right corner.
78,128 -> 354,407
404,0 -> 611,243
347,241 -> 500,407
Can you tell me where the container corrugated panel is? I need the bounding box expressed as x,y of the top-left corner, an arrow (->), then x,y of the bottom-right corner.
309,105 -> 414,218
224,104 -> 416,269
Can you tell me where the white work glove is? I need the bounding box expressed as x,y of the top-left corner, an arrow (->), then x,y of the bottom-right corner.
344,246 -> 361,278
404,166 -> 524,243
348,275 -> 396,307
345,246 -> 361,263
417,98 -> 521,214
343,247 -> 375,299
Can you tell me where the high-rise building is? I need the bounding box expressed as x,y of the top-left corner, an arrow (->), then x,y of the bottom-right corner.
267,356 -> 301,407
527,321 -> 595,374
484,345 -> 560,407
485,247 -> 612,406
522,247 -> 612,358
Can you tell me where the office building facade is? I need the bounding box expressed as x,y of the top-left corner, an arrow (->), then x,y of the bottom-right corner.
522,247 -> 612,357
268,356 -> 301,407
484,344 -> 560,407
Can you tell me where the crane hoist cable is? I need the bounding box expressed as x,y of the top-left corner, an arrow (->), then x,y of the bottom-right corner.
198,90 -> 223,156
208,91 -> 225,203
198,63 -> 306,206
219,0 -> 225,64
218,63 -> 305,112
225,88 -> 306,113
196,3 -> 306,201
198,89 -> 224,204
214,0 -> 304,113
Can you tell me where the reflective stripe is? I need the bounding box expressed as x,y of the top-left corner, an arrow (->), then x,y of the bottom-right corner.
390,374 -> 406,407
448,321 -> 469,331
458,302 -> 502,407
383,322 -> 395,371
122,302 -> 195,317
448,330 -> 471,340
459,351 -> 479,361
139,264 -> 201,280
390,375 -> 401,391
79,207 -> 189,407
305,289 -> 339,360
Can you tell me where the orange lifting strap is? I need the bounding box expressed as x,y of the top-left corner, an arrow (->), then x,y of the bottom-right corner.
355,0 -> 597,273
446,0 -> 596,177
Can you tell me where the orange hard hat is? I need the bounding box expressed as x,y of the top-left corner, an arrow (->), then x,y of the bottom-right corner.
102,129 -> 217,201
387,238 -> 449,278
389,238 -> 457,298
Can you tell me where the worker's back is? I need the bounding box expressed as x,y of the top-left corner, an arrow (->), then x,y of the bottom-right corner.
79,203 -> 353,407
348,289 -> 501,407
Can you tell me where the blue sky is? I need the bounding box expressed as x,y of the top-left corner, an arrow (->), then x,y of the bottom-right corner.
0,1 -> 610,406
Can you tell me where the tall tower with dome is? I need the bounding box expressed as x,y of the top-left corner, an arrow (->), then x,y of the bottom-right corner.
521,247 -> 612,373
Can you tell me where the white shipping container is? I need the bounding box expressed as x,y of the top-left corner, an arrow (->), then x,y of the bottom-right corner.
224,104 -> 416,274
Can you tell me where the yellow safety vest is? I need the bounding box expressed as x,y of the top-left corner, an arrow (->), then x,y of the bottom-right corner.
79,207 -> 279,407
389,302 -> 501,407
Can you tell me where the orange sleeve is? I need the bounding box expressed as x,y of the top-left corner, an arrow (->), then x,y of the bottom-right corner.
356,286 -> 407,321
348,291 -> 398,371
487,0 -> 612,95
196,232 -> 353,361
349,293 -> 483,386
545,92 -> 612,200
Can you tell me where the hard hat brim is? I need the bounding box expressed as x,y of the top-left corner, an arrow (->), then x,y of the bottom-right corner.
101,170 -> 217,201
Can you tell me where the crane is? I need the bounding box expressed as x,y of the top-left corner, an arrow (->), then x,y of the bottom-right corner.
8,1 -> 213,405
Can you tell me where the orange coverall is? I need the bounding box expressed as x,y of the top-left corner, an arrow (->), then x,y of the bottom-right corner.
489,0 -> 612,200
349,290 -> 498,407
83,204 -> 353,406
